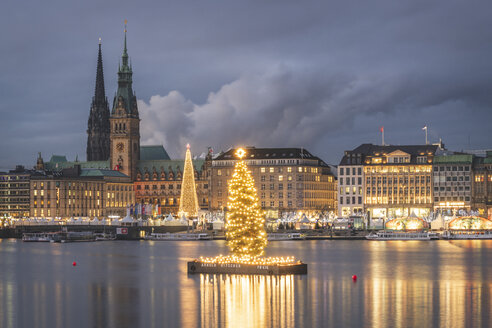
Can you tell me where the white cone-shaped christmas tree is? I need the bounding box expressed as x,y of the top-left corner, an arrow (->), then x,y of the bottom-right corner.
178,144 -> 199,218
226,148 -> 267,258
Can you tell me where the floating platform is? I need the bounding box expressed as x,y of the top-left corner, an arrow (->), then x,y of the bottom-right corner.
187,260 -> 307,275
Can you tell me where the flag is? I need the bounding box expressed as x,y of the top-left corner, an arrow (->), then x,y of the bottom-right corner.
380,126 -> 384,133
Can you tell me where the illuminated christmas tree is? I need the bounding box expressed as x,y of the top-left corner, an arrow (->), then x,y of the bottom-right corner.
226,148 -> 268,257
178,144 -> 199,218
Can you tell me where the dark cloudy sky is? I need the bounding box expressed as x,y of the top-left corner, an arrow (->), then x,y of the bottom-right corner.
1,0 -> 491,170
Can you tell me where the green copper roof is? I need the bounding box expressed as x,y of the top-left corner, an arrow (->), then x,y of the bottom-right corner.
49,155 -> 68,163
137,159 -> 205,173
44,159 -> 110,171
140,145 -> 171,160
80,169 -> 129,178
433,154 -> 473,164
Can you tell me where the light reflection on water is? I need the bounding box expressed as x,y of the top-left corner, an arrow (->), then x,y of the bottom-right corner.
0,239 -> 491,327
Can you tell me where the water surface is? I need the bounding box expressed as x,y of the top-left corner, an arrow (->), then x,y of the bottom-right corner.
0,239 -> 491,327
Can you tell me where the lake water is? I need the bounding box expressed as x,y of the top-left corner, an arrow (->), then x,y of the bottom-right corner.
0,239 -> 491,328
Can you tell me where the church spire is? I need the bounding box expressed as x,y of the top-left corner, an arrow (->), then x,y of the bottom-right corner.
87,38 -> 110,162
94,38 -> 106,104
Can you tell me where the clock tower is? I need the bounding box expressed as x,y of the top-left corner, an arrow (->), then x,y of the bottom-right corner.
110,23 -> 140,180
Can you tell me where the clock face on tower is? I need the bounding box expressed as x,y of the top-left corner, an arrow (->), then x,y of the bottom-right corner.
116,142 -> 124,152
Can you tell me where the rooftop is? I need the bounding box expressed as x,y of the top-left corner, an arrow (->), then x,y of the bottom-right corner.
140,145 -> 171,161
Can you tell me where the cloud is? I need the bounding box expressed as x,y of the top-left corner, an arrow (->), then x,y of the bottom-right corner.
139,61 -> 492,163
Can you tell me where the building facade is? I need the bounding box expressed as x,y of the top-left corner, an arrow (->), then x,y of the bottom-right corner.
472,151 -> 492,218
29,166 -> 134,218
432,154 -> 473,213
339,144 -> 439,218
134,156 -> 211,214
338,152 -> 364,217
210,147 -> 336,216
0,166 -> 32,218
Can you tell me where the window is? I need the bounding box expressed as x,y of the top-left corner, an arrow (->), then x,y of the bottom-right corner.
279,175 -> 283,181
270,184 -> 274,190
340,197 -> 343,205
352,168 -> 356,175
144,185 -> 149,190
261,167 -> 266,173
270,201 -> 275,207
340,168 -> 344,175
217,169 -> 222,176
287,167 -> 292,173
261,201 -> 265,207
358,168 -> 362,175
279,201 -> 284,207
261,176 -> 266,182
298,167 -> 303,173
269,167 -> 274,173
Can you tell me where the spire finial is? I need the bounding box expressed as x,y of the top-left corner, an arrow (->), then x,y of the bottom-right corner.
98,37 -> 101,45
123,19 -> 128,55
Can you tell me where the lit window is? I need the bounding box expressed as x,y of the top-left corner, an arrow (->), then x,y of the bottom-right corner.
279,175 -> 283,181
269,167 -> 274,173
217,170 -> 222,176
287,167 -> 292,173
298,167 -> 303,173
261,167 -> 266,173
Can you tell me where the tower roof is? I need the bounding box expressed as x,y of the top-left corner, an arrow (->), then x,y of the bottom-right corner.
112,22 -> 139,118
94,39 -> 106,104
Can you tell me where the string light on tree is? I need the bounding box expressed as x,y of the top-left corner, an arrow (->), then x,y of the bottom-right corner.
225,148 -> 268,257
178,144 -> 199,218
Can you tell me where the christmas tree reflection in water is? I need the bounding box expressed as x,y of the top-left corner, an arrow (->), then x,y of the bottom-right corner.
199,274 -> 299,327
187,148 -> 307,275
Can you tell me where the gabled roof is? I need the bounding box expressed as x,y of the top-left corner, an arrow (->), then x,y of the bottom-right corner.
140,145 -> 171,160
340,144 -> 439,165
50,155 -> 68,163
215,147 -> 328,166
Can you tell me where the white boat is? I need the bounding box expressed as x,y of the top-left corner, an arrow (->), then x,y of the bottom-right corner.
366,231 -> 433,240
22,232 -> 55,242
145,233 -> 212,241
268,233 -> 306,241
94,233 -> 116,241
442,230 -> 492,240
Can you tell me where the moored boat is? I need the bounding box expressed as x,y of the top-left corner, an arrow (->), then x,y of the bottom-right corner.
442,230 -> 492,240
268,233 -> 306,241
366,231 -> 433,240
145,233 -> 212,241
22,232 -> 56,242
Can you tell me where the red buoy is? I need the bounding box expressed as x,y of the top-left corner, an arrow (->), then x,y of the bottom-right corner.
72,261 -> 77,267
352,275 -> 357,281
